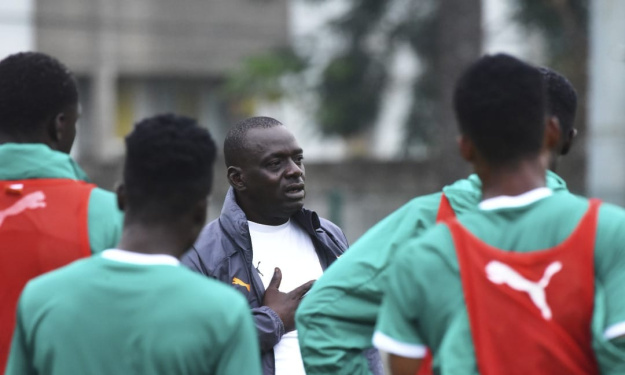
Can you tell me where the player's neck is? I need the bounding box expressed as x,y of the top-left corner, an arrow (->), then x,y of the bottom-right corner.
478,158 -> 547,201
117,223 -> 189,259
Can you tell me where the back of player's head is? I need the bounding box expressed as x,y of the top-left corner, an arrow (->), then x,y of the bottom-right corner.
0,51 -> 78,137
539,67 -> 577,135
453,54 -> 546,164
123,114 -> 217,223
223,116 -> 283,167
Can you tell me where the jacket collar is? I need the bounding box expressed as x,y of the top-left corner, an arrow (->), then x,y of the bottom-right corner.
218,188 -> 320,256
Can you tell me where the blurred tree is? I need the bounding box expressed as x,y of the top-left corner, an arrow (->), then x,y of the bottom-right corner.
513,0 -> 589,193
222,48 -> 306,118
307,0 -> 481,177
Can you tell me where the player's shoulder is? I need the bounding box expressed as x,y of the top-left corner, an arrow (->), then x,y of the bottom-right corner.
404,191 -> 444,209
441,175 -> 482,214
87,187 -> 123,224
88,186 -> 117,205
596,199 -> 625,240
379,191 -> 444,227
598,200 -> 625,221
20,257 -> 96,306
395,222 -> 455,262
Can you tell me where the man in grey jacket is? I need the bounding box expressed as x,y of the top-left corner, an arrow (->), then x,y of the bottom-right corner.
182,116 -> 348,375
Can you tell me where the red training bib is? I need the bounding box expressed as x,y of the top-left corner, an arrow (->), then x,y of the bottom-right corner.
449,199 -> 600,375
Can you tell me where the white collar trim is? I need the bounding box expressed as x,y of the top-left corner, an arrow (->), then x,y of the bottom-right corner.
101,249 -> 180,266
479,187 -> 553,211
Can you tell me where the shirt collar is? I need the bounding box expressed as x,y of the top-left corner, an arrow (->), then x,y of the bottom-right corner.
0,143 -> 90,181
248,219 -> 291,233
479,187 -> 553,211
101,249 -> 180,266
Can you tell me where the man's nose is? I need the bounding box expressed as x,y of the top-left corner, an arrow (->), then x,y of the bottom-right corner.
285,159 -> 304,177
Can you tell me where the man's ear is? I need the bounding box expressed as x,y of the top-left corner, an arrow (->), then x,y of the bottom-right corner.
544,116 -> 561,152
54,112 -> 65,141
116,183 -> 126,211
227,166 -> 245,191
560,128 -> 577,156
48,111 -> 75,154
45,114 -> 61,144
458,135 -> 475,163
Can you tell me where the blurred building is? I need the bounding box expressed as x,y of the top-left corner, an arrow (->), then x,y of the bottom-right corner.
1,0 -> 623,240
33,0 -> 289,166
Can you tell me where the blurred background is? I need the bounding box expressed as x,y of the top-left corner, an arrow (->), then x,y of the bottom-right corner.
1,0 -> 623,242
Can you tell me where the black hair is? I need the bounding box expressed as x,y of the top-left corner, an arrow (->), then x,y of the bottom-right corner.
0,52 -> 78,136
453,54 -> 546,164
539,67 -> 577,135
223,116 -> 283,166
123,114 -> 217,223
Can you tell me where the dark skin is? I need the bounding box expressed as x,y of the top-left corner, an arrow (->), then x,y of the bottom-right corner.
227,125 -> 314,332
548,116 -> 577,172
388,117 -> 562,375
263,268 -> 314,332
228,126 -> 307,225
115,184 -> 208,259
0,103 -> 79,154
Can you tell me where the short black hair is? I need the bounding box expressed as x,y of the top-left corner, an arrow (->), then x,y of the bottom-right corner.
0,52 -> 78,136
123,114 -> 217,223
223,116 -> 283,166
539,67 -> 577,135
453,54 -> 546,164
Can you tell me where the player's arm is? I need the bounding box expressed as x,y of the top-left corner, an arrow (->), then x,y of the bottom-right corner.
373,243 -> 428,375
597,205 -> 625,344
386,353 -> 422,375
215,298 -> 263,375
297,196 -> 442,375
4,298 -> 36,375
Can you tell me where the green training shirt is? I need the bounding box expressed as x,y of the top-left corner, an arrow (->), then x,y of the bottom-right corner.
0,143 -> 122,253
5,250 -> 262,375
374,191 -> 625,375
296,172 -> 568,375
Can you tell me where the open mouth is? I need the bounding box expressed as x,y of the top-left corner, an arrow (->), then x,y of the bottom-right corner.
285,184 -> 305,198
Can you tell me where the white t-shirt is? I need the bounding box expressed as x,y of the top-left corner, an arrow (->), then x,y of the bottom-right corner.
249,219 -> 323,375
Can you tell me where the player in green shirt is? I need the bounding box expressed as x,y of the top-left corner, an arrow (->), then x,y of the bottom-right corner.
373,54 -> 625,374
5,114 -> 262,375
296,67 -> 579,374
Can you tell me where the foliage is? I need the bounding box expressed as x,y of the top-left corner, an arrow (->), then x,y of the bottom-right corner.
222,48 -> 305,102
310,0 -> 440,140
512,0 -> 589,65
223,0 -> 589,156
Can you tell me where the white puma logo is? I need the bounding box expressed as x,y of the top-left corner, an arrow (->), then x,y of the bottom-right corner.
0,191 -> 46,228
485,260 -> 562,320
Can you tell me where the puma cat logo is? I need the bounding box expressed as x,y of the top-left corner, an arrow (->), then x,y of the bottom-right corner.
232,277 -> 251,292
0,191 -> 46,228
485,260 -> 562,320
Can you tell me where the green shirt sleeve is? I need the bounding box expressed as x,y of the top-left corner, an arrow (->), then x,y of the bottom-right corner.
595,203 -> 625,334
373,236 -> 432,358
5,297 -> 36,375
215,297 -> 262,375
87,188 -> 123,254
